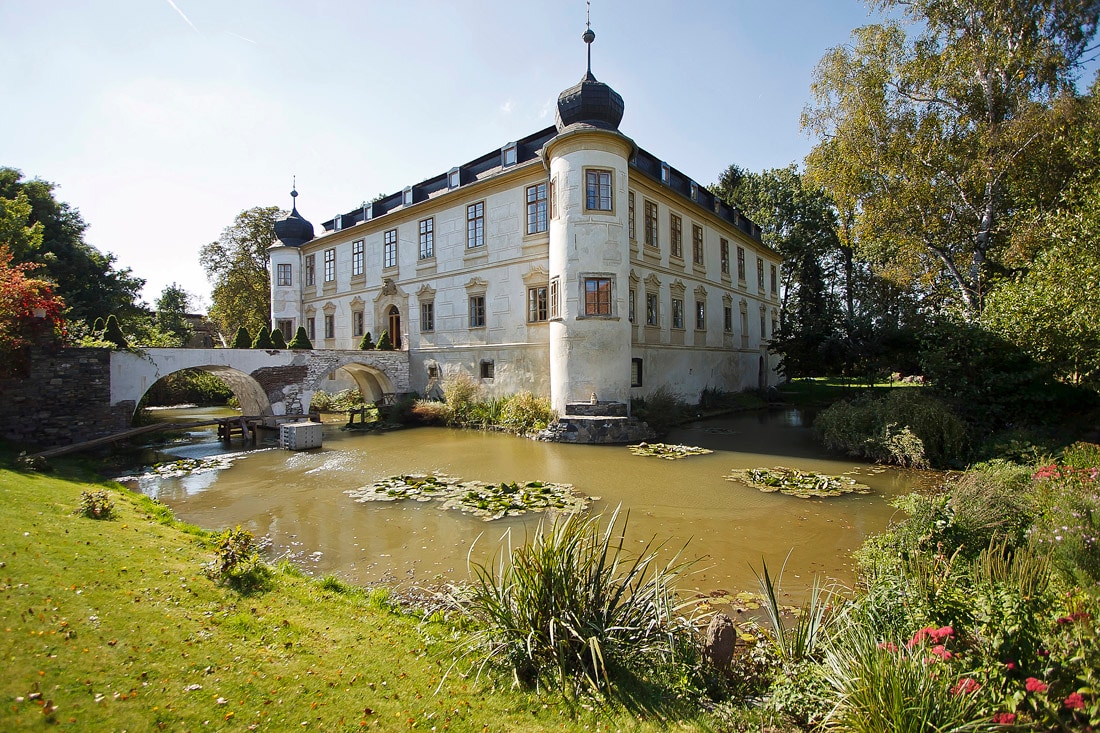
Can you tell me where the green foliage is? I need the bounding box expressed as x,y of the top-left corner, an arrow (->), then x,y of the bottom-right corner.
286,325 -> 312,349
251,325 -> 274,348
456,507 -> 697,698
442,372 -> 482,427
498,391 -> 555,435
1030,463 -> 1100,586
753,555 -> 835,662
139,368 -> 233,407
814,388 -> 968,467
410,399 -> 450,425
270,326 -> 287,349
200,206 -> 279,339
631,385 -> 686,438
75,489 -> 114,520
91,317 -> 104,333
230,326 -> 252,349
309,388 -> 367,412
153,282 -> 193,346
358,330 -> 374,350
375,330 -> 393,350
101,314 -> 128,349
207,525 -> 270,594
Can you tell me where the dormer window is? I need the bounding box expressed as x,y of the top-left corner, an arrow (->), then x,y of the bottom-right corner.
403,186 -> 413,206
660,162 -> 670,184
448,167 -> 461,189
362,203 -> 373,222
502,142 -> 518,167
690,181 -> 699,200
334,214 -> 343,231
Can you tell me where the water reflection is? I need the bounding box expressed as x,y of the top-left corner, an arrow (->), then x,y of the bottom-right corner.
126,408 -> 927,595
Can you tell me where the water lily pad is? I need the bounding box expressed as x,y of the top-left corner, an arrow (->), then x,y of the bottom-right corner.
725,466 -> 873,498
628,442 -> 713,460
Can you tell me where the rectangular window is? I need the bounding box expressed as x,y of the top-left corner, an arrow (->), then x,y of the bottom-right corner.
323,248 -> 335,282
549,277 -> 560,320
737,246 -> 746,281
418,218 -> 434,259
670,213 -> 682,259
628,288 -> 636,323
644,200 -> 658,248
628,191 -> 635,240
760,310 -> 767,338
353,310 -> 363,337
324,314 -> 334,339
466,202 -> 485,248
306,317 -> 315,341
527,286 -> 548,322
469,295 -> 486,328
630,358 -> 643,388
740,310 -> 749,342
352,240 -> 364,277
383,229 -> 397,269
585,169 -> 612,211
757,258 -> 765,290
550,177 -> 557,220
695,299 -> 705,330
420,302 -> 434,332
720,238 -> 730,275
584,277 -> 613,316
276,263 -> 292,286
305,254 -> 315,286
723,306 -> 733,333
770,264 -> 778,294
480,360 -> 495,379
277,319 -> 293,341
692,224 -> 704,265
646,293 -> 658,326
672,298 -> 684,329
526,183 -> 547,235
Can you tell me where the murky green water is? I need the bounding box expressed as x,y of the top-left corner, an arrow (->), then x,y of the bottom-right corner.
126,408 -> 928,595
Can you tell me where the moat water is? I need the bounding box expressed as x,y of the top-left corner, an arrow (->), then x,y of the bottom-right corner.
123,407 -> 928,596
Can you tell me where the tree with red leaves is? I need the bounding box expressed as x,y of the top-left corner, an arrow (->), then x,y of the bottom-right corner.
1,244 -> 65,374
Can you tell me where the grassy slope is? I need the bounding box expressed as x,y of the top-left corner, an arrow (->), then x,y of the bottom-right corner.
0,462 -> 689,731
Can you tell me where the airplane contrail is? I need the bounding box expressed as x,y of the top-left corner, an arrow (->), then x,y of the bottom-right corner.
165,0 -> 200,34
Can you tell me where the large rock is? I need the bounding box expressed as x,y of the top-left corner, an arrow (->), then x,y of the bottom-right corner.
704,611 -> 737,671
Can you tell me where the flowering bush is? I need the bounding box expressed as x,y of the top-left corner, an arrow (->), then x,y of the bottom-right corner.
1030,459 -> 1100,586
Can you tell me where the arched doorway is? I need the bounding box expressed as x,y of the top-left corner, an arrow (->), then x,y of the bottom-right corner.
387,305 -> 402,349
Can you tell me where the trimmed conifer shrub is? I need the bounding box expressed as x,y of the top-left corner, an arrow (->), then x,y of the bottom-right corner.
376,330 -> 393,351
92,317 -> 105,333
358,331 -> 374,350
102,315 -> 128,349
231,326 -> 252,349
252,326 -> 274,349
287,326 -> 313,349
271,327 -> 287,349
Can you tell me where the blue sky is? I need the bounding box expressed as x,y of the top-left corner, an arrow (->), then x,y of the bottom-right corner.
1,0 -> 882,309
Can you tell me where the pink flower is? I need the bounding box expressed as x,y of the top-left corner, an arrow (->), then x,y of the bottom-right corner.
952,677 -> 980,695
1025,677 -> 1048,693
877,641 -> 898,653
930,645 -> 953,661
1064,692 -> 1086,710
1004,660 -> 1016,671
992,712 -> 1017,725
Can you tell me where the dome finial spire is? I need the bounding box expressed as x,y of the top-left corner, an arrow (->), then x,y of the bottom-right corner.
583,0 -> 595,79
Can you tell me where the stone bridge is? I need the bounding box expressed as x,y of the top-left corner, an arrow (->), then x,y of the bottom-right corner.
111,348 -> 410,420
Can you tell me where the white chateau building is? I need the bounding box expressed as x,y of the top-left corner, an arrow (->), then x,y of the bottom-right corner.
270,29 -> 781,422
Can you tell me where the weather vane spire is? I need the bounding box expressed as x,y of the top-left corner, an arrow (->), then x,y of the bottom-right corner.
583,0 -> 595,77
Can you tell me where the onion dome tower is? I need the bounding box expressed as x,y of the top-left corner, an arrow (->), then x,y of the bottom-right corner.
269,181 -> 313,344
273,184 -> 315,248
544,18 -> 636,419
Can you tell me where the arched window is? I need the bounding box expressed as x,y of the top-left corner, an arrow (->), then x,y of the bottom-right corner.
387,306 -> 402,349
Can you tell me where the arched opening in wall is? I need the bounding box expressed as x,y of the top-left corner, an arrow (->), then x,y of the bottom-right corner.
131,366 -> 269,426
387,306 -> 402,349
308,362 -> 396,415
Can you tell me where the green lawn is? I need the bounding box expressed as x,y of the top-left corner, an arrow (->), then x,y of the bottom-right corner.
0,457 -> 699,731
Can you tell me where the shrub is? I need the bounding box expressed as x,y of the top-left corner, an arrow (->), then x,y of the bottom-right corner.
310,388 -> 366,412
207,525 -> 270,593
102,314 -> 128,349
76,489 -> 115,520
251,326 -> 274,348
1030,464 -> 1100,586
270,327 -> 287,349
632,385 -> 686,437
410,399 -> 451,425
499,391 -> 555,435
814,388 -> 969,467
287,326 -> 312,349
375,330 -> 393,350
456,507 -> 697,698
358,330 -> 374,350
442,372 -> 482,427
230,326 -> 252,349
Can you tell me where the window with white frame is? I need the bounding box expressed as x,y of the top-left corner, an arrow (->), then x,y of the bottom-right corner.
526,183 -> 547,234
583,277 -> 613,316
420,302 -> 434,332
584,169 -> 612,211
692,224 -> 704,265
628,191 -> 635,240
276,263 -> 292,286
383,229 -> 397,269
304,254 -> 315,286
695,299 -> 706,330
770,264 -> 778,295
644,200 -> 658,248
646,292 -> 659,326
352,240 -> 364,277
628,288 -> 636,323
324,314 -> 334,339
720,238 -> 730,275
418,218 -> 434,259
468,295 -> 486,328
723,306 -> 733,333
737,246 -> 746,281
527,286 -> 548,322
758,258 -> 765,290
353,310 -> 363,337
501,141 -> 517,167
670,213 -> 683,258
549,277 -> 560,320
306,317 -> 315,341
323,248 -> 336,282
467,202 -> 484,248
672,298 -> 684,329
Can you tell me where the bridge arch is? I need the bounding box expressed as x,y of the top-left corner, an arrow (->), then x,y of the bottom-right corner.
134,365 -> 273,420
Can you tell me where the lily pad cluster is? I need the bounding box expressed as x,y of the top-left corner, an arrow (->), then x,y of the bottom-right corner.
346,473 -> 589,521
628,442 -> 714,460
725,466 -> 872,498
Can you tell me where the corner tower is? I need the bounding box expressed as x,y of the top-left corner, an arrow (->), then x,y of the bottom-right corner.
544,23 -> 635,417
270,183 -> 314,340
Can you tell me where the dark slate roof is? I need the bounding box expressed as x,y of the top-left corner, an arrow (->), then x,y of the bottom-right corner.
555,71 -> 625,132
274,202 -> 315,248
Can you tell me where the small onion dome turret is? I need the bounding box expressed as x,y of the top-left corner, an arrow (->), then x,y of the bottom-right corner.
274,188 -> 315,248
554,27 -> 624,132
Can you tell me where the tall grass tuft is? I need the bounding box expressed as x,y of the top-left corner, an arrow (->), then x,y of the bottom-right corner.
753,553 -> 835,662
455,507 -> 697,698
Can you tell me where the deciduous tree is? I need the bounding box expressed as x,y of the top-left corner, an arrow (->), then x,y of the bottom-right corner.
0,244 -> 64,372
200,206 -> 279,339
